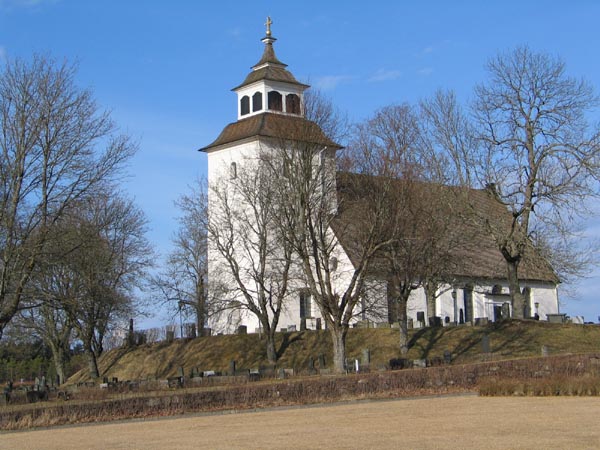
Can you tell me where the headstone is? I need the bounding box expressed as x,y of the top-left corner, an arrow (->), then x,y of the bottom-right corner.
361,348 -> 371,365
177,366 -> 185,378
308,357 -> 314,370
407,318 -> 414,329
541,345 -> 549,357
237,325 -> 247,335
128,318 -> 135,346
443,350 -> 452,364
278,368 -> 286,379
482,335 -> 491,353
229,360 -> 236,376
166,330 -> 175,343
280,327 -> 287,333
318,353 -> 326,369
547,314 -> 567,324
413,359 -> 427,368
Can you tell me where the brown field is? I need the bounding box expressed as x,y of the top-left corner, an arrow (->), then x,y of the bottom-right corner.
2,395 -> 600,449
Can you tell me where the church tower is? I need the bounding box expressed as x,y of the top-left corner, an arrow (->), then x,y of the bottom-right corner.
201,19 -> 340,333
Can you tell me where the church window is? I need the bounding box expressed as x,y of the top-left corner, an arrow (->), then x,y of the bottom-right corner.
299,290 -> 312,319
252,92 -> 263,112
329,257 -> 338,271
268,91 -> 283,111
286,94 -> 300,114
240,95 -> 250,115
230,162 -> 237,179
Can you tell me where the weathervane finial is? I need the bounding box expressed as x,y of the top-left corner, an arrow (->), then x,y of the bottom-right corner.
265,16 -> 272,36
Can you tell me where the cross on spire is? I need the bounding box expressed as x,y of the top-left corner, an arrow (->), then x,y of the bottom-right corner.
265,16 -> 272,36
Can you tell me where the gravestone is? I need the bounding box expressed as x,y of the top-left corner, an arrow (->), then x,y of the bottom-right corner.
541,345 -> 549,357
362,348 -> 371,366
318,353 -> 326,369
413,359 -> 427,368
177,366 -> 185,378
482,335 -> 491,354
443,350 -> 452,364
229,360 -> 236,376
308,357 -> 316,374
166,330 -> 175,343
237,325 -> 247,335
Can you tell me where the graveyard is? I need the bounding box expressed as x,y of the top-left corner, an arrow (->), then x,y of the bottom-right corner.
1,320 -> 600,430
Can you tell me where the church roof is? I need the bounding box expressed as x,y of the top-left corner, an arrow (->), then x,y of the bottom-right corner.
232,26 -> 309,91
233,65 -> 309,91
200,112 -> 342,152
332,172 -> 559,284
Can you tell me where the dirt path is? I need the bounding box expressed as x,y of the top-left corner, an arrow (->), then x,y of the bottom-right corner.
2,395 -> 600,449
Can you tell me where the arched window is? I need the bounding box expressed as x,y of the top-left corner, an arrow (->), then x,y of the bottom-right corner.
240,96 -> 250,116
286,94 -> 300,114
492,285 -> 503,295
252,92 -> 263,112
329,257 -> 338,271
268,91 -> 283,111
230,162 -> 237,179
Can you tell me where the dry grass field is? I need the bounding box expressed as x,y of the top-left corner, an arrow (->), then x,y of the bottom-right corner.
2,395 -> 599,450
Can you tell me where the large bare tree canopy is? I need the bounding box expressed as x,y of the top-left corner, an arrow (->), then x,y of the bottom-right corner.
0,55 -> 137,338
425,46 -> 600,317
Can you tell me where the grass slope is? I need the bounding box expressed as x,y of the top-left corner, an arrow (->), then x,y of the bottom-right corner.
69,321 -> 600,383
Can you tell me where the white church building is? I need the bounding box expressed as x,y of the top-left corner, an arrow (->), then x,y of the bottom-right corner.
201,21 -> 560,334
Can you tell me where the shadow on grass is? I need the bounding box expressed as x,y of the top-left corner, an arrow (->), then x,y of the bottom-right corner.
276,331 -> 305,360
409,320 -> 534,361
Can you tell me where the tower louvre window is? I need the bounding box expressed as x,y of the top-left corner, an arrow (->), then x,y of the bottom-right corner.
286,93 -> 300,114
240,96 -> 250,115
268,91 -> 283,111
230,162 -> 237,179
252,92 -> 263,112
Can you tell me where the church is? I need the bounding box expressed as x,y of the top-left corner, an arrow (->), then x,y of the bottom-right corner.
201,20 -> 560,334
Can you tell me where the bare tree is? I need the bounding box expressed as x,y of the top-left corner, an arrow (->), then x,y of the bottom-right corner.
263,92 -> 403,373
0,55 -> 135,339
349,104 -> 460,355
436,46 -> 600,317
154,179 -> 210,336
28,193 -> 152,379
208,157 -> 293,364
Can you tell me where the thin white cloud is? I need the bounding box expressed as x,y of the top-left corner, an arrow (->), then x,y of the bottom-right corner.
0,0 -> 58,10
314,75 -> 352,91
417,67 -> 433,76
368,69 -> 402,83
422,46 -> 434,54
227,27 -> 242,38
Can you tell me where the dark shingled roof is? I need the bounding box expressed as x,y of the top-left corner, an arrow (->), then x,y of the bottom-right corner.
332,172 -> 559,284
253,41 -> 286,68
200,113 -> 342,152
233,66 -> 309,91
232,39 -> 309,91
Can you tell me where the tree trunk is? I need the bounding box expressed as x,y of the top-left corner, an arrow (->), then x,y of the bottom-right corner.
49,344 -> 68,385
87,352 -> 100,379
398,295 -> 409,356
425,280 -> 437,326
506,259 -> 525,319
266,333 -> 277,364
330,326 -> 347,374
196,278 -> 206,336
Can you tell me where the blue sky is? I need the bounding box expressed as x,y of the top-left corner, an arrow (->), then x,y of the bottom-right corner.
2,0 -> 600,323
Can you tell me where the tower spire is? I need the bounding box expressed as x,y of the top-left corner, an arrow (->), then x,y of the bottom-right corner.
265,16 -> 272,37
